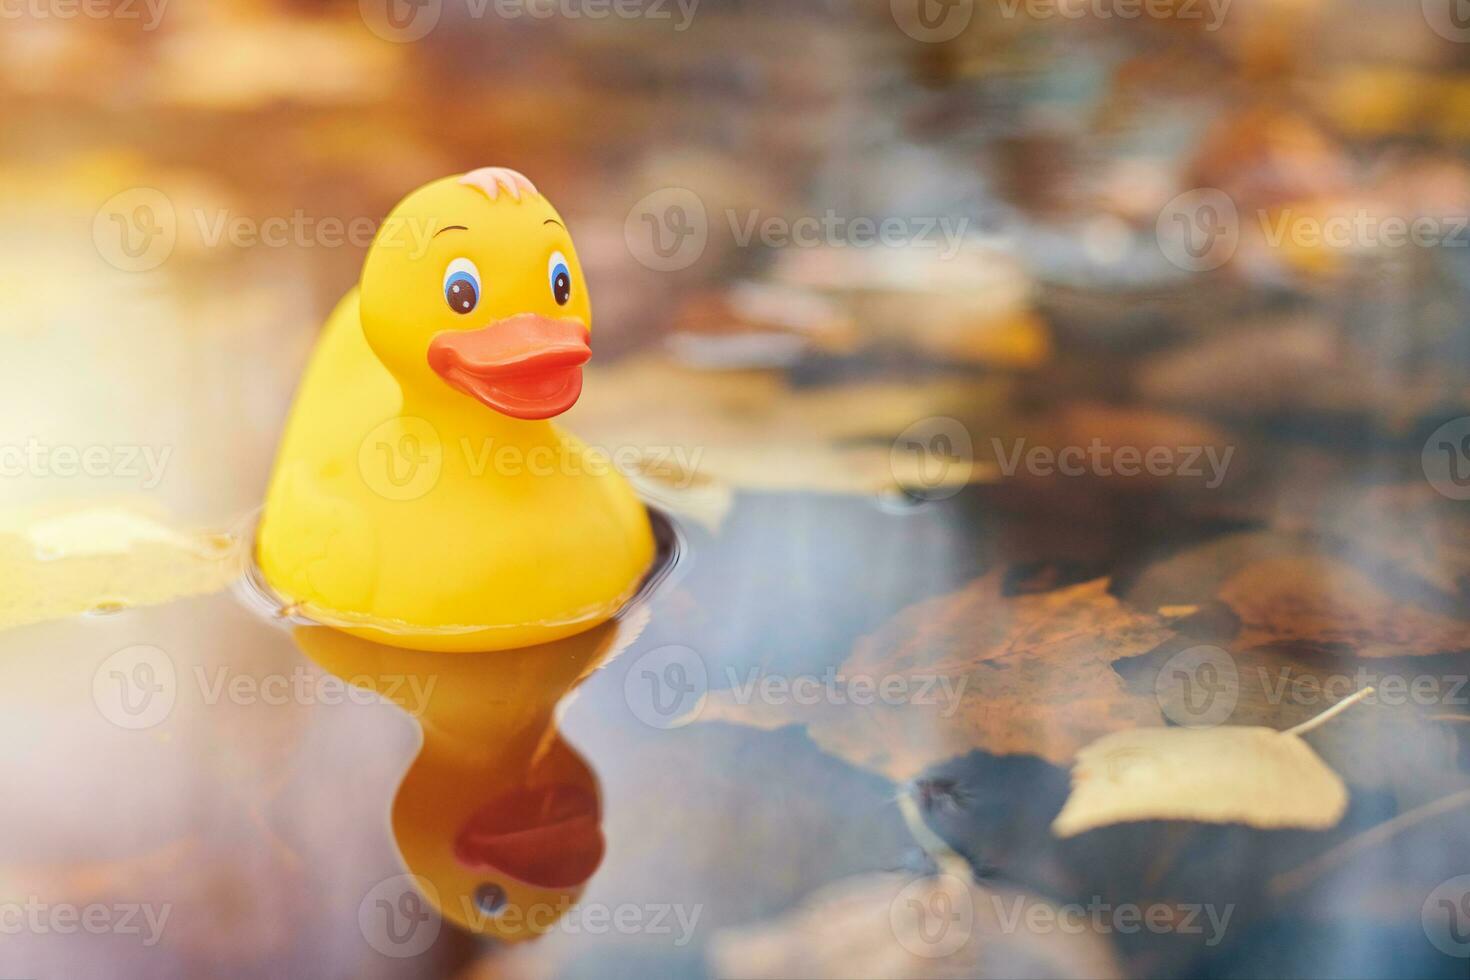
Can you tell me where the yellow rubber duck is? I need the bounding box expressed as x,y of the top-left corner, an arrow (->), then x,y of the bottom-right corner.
257,168 -> 655,652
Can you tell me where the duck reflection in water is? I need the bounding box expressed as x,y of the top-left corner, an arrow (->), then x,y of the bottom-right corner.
290,608 -> 646,940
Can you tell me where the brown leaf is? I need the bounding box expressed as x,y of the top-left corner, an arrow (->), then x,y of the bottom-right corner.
700,574 -> 1175,776
1218,555 -> 1470,657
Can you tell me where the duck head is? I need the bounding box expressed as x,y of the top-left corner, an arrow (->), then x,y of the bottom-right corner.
360,167 -> 593,421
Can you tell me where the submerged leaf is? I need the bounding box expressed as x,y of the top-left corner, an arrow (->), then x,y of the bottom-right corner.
700,574 -> 1175,776
1219,555 -> 1470,657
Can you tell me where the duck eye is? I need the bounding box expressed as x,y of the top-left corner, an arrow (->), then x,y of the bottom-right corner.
443,258 -> 480,315
548,251 -> 571,306
473,883 -> 507,916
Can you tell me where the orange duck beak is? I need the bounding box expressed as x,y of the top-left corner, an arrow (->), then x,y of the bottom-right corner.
428,314 -> 591,420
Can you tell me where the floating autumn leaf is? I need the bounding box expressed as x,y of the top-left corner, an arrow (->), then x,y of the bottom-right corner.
0,501 -> 241,632
568,355 -> 1008,497
699,574 -> 1177,777
707,865 -> 1124,980
1218,554 -> 1470,657
1051,692 -> 1370,838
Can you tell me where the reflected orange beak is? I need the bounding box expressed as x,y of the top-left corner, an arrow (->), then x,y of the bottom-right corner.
427,314 -> 591,420
452,782 -> 604,888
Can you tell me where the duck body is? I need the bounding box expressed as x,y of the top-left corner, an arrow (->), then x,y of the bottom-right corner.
257,170 -> 654,652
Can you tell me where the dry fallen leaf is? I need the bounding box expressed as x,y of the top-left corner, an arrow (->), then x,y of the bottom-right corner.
699,574 -> 1176,776
1218,554 -> 1470,657
1050,695 -> 1364,838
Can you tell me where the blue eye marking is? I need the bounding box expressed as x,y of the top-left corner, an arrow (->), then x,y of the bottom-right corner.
443,258 -> 480,314
548,251 -> 571,306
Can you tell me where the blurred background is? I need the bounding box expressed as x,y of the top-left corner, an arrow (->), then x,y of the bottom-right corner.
3,0 -> 1470,977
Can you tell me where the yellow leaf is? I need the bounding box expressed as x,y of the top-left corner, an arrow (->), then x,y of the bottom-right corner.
1051,724 -> 1349,838
0,501 -> 239,632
